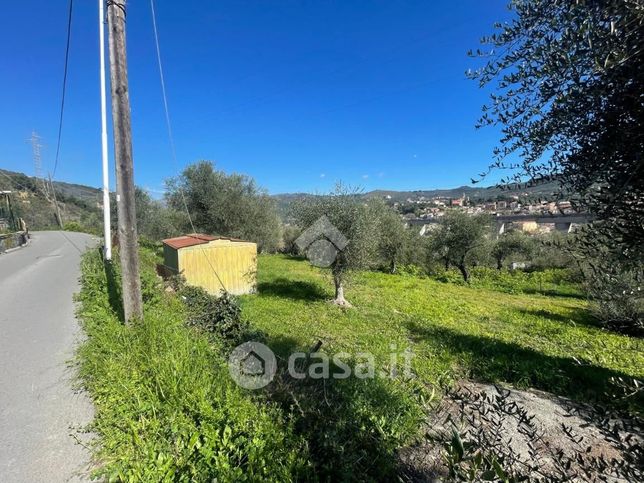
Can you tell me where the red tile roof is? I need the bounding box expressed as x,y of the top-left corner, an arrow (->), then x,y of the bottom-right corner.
162,233 -> 247,250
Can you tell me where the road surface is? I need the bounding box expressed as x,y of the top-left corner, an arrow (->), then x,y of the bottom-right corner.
0,231 -> 97,482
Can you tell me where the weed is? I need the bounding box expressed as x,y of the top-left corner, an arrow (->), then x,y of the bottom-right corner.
76,249 -> 308,481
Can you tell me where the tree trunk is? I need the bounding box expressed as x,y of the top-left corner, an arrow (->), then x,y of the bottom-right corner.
496,257 -> 503,270
390,258 -> 397,274
333,273 -> 351,307
458,264 -> 469,282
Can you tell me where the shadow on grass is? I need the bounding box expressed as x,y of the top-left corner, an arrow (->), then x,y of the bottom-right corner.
259,334 -> 422,481
405,321 -> 639,407
258,278 -> 328,301
103,258 -> 124,322
519,287 -> 586,299
517,307 -> 601,329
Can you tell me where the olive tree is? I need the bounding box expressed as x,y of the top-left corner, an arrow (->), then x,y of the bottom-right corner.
373,200 -> 409,274
470,0 -> 643,264
291,185 -> 379,306
491,230 -> 535,270
471,1 -> 643,330
431,211 -> 491,282
165,161 -> 282,252
134,188 -> 186,241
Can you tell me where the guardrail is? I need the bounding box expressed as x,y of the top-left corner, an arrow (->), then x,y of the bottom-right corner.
0,231 -> 29,254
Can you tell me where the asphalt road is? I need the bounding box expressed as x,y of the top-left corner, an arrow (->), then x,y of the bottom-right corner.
0,231 -> 97,482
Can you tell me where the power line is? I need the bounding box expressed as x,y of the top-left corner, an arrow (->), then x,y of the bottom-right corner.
149,0 -> 228,293
52,0 -> 74,179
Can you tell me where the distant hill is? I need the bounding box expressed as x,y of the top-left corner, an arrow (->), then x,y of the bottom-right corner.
364,179 -> 564,202
0,167 -> 567,229
0,169 -> 102,230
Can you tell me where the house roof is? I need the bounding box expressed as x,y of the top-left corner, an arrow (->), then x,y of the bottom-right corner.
162,233 -> 247,250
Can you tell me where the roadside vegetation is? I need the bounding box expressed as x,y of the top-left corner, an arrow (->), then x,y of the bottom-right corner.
76,249 -> 308,481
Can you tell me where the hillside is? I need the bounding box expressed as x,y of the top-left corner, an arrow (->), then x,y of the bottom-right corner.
0,169 -> 102,231
364,179 -> 564,201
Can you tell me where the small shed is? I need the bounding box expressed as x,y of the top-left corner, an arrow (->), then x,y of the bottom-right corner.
162,234 -> 257,296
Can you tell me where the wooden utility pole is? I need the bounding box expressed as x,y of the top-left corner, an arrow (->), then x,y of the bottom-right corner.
48,173 -> 64,228
106,0 -> 143,322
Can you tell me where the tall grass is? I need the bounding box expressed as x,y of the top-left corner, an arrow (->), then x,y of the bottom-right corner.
76,250 -> 307,481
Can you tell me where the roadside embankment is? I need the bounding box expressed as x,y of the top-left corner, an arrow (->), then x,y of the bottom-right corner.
0,231 -> 29,254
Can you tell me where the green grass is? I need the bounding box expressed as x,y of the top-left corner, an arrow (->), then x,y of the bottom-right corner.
76,250 -> 308,481
241,255 -> 643,404
77,250 -> 643,481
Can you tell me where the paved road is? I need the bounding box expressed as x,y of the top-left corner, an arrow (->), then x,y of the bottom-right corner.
0,231 -> 97,482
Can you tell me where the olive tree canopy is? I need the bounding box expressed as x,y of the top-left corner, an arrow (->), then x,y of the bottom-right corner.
165,161 -> 282,252
470,0 -> 643,263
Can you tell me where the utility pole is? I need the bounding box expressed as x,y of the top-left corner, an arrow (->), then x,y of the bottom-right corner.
99,0 -> 112,261
106,0 -> 143,322
48,173 -> 64,228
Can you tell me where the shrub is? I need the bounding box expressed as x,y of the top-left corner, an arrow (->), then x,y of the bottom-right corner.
585,263 -> 643,336
180,285 -> 250,345
398,264 -> 426,278
570,227 -> 643,335
63,220 -> 91,233
280,224 -> 302,256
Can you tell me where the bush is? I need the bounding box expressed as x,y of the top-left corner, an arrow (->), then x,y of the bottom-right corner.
397,264 -> 426,278
585,263 -> 643,336
569,227 -> 643,335
180,285 -> 250,345
280,224 -> 302,256
63,220 -> 94,234
268,354 -> 426,480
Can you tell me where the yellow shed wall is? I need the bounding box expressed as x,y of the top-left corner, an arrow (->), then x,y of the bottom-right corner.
177,240 -> 257,296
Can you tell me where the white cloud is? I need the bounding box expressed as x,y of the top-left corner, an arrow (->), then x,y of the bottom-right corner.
320,173 -> 326,178
362,174 -> 369,179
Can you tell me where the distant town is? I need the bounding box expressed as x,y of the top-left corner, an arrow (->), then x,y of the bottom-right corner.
387,192 -> 589,235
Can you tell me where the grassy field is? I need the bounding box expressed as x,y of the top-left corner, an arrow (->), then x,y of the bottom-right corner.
242,255 -> 643,404
77,249 -> 643,481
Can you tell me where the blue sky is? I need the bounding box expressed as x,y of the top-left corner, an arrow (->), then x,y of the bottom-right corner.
0,1 -> 513,195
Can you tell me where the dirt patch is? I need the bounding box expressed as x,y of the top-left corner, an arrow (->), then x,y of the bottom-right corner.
399,381 -> 643,482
